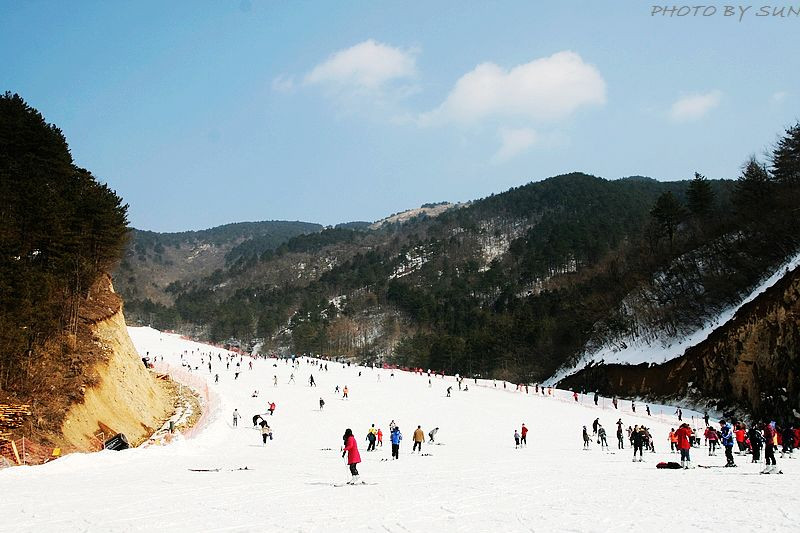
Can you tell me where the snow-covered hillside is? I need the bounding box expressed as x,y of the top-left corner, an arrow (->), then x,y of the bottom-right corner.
550,250 -> 800,384
0,327 -> 796,532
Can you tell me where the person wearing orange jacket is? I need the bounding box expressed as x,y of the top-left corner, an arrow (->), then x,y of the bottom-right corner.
668,429 -> 678,453
675,423 -> 693,469
376,428 -> 383,447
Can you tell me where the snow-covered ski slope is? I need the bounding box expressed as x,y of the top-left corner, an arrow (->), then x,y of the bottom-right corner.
1,327 -> 797,532
550,250 -> 800,383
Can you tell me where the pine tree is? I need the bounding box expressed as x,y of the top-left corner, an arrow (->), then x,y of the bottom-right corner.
771,123 -> 800,186
733,157 -> 772,219
686,172 -> 715,218
650,191 -> 685,252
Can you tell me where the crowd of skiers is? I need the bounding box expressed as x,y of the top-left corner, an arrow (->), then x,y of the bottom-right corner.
665,419 -> 796,472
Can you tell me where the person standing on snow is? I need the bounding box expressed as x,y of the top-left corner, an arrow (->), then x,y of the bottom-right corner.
342,428 -> 362,484
616,420 -> 625,449
704,425 -> 718,455
763,421 -> 778,473
669,429 -> 678,453
582,426 -> 590,449
428,427 -> 439,443
514,429 -> 521,448
748,425 -> 763,463
366,429 -> 377,451
412,425 -> 425,453
377,428 -> 384,447
319,398 -> 325,410
632,426 -> 645,462
598,425 -> 609,450
309,374 -> 316,387
520,424 -> 528,447
676,423 -> 693,468
232,409 -> 241,427
390,426 -> 402,459
343,386 -> 349,399
592,418 -> 599,435
720,420 -> 736,467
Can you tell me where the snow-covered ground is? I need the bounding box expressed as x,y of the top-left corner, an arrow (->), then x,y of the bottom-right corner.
550,250 -> 800,383
1,327 -> 797,532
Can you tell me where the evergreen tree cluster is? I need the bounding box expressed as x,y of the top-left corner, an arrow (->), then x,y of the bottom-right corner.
0,93 -> 129,389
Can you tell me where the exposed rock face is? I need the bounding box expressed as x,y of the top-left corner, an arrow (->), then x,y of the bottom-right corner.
60,279 -> 172,450
559,265 -> 800,423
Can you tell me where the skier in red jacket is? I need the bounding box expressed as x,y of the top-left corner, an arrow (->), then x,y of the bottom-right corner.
520,424 -> 528,447
675,423 -> 693,469
342,428 -> 362,484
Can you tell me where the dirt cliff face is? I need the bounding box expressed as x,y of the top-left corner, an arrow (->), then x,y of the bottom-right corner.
559,265 -> 800,423
59,278 -> 173,450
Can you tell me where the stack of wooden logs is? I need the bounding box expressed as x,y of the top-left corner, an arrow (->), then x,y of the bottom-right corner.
0,404 -> 31,442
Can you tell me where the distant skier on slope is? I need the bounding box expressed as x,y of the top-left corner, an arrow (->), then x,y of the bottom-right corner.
583,426 -> 590,449
520,424 -> 528,447
514,429 -> 521,449
342,428 -> 362,484
319,398 -> 325,410
592,418 -> 599,435
309,374 -> 316,387
428,427 -> 439,443
232,409 -> 240,427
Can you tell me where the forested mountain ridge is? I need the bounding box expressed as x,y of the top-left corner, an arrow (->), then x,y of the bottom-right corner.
117,120 -> 799,422
114,220 -> 322,305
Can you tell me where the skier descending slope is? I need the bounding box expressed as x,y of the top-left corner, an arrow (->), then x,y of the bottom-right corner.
582,426 -> 590,449
341,428 -> 362,484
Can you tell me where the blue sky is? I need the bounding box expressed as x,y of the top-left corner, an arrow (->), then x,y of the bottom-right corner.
2,1 -> 798,231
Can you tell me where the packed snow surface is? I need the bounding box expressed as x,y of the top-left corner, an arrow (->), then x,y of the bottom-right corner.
550,250 -> 800,383
1,327 -> 797,532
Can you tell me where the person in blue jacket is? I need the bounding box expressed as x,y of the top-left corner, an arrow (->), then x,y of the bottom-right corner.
720,420 -> 736,467
390,426 -> 403,460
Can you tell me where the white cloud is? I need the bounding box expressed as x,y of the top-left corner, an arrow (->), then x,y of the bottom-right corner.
669,90 -> 722,122
494,127 -> 538,162
772,91 -> 788,104
420,51 -> 606,125
271,74 -> 295,93
305,39 -> 417,92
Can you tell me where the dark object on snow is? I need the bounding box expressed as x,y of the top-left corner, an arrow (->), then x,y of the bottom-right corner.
656,461 -> 682,469
104,433 -> 130,451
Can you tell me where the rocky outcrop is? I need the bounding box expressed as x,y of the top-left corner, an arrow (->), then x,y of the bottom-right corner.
59,279 -> 173,450
559,264 -> 800,423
